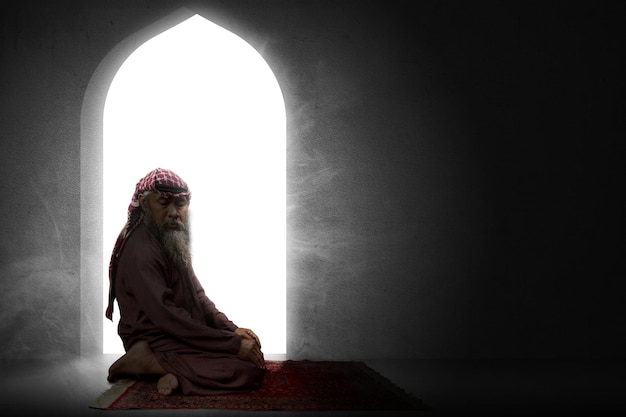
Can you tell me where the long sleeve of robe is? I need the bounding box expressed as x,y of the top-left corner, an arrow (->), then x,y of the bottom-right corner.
114,223 -> 264,395
189,266 -> 238,332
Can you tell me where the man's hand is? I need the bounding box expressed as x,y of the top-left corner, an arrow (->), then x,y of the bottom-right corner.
235,328 -> 265,369
235,328 -> 262,348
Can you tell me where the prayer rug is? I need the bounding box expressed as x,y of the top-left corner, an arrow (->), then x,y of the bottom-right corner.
90,360 -> 427,411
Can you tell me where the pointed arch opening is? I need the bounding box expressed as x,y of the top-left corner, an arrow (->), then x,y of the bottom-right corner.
84,12 -> 286,357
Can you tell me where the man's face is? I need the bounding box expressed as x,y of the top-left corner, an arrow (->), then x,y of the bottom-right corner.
139,192 -> 189,231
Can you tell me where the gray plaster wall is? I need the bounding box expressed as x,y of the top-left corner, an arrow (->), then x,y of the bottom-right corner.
0,0 -> 624,360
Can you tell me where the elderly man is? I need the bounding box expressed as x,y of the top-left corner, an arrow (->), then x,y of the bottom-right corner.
106,168 -> 266,396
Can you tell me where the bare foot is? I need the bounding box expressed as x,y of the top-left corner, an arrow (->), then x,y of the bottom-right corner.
157,373 -> 179,395
107,340 -> 168,382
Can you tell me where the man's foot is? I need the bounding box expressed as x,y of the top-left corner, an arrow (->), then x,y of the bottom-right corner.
107,340 -> 168,382
157,373 -> 179,395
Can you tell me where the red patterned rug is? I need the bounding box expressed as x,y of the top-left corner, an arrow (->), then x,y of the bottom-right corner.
90,360 -> 427,411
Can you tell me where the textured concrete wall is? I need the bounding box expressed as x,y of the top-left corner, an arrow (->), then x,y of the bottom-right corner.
1,0 -> 624,360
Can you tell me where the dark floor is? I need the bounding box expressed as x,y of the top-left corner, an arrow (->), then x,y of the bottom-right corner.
0,355 -> 624,416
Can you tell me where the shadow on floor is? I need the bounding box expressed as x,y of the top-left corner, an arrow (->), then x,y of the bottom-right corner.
0,355 -> 624,416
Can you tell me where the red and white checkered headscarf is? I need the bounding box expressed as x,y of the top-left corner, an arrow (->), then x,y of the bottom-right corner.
128,167 -> 192,213
106,168 -> 191,320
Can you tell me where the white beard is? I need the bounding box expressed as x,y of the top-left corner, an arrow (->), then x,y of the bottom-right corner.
144,211 -> 192,271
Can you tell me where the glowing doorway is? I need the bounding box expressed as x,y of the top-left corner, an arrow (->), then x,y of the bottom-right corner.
103,14 -> 286,356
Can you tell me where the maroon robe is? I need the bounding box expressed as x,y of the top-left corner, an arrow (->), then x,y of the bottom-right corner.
114,222 -> 265,395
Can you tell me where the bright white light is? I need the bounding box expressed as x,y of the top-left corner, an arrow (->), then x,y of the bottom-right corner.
103,15 -> 286,356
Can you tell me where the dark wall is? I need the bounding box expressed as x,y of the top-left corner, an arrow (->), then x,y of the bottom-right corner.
0,0 -> 624,360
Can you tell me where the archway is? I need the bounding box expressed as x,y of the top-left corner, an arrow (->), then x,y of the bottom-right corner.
82,10 -> 286,357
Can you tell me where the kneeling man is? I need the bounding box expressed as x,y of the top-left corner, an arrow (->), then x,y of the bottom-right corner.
106,168 -> 266,395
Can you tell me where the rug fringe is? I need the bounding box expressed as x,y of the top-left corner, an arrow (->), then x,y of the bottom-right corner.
89,379 -> 136,409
